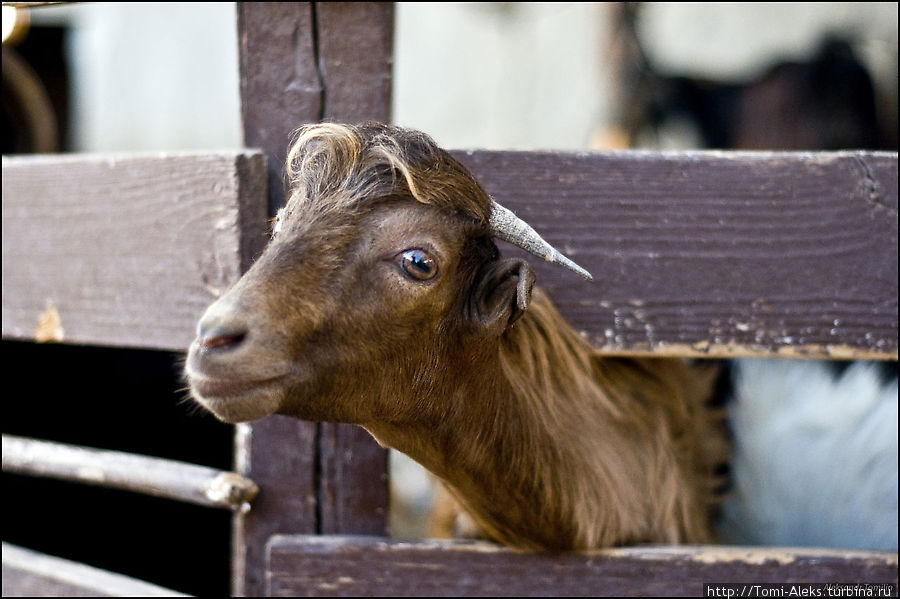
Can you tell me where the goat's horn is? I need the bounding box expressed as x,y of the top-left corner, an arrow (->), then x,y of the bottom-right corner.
489,200 -> 593,281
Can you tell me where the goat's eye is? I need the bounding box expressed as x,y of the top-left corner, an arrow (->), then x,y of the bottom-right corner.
398,249 -> 437,281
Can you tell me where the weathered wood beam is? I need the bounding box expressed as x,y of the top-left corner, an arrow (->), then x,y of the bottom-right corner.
238,1 -> 321,219
455,149 -> 898,361
2,435 -> 259,511
1,151 -> 267,352
315,1 -> 394,124
265,535 -> 899,597
8,149 -> 875,361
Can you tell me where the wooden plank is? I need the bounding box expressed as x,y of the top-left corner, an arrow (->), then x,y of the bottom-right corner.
265,536 -> 899,597
315,2 -> 394,123
1,151 -> 267,352
2,542 -> 189,597
238,1 -> 322,218
2,435 -> 258,511
232,418 -> 319,597
454,150 -> 898,360
317,423 -> 388,536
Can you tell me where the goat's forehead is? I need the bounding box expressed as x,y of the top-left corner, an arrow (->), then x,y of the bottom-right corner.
286,127 -> 492,224
369,199 -> 477,232
281,192 -> 482,232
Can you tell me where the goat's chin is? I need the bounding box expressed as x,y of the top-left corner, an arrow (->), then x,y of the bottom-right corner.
189,380 -> 283,423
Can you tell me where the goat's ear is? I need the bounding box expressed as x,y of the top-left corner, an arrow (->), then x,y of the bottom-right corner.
470,258 -> 536,335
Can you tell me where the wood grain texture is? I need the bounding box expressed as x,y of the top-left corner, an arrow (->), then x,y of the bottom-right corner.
1,151 -> 267,351
454,150 -> 898,360
233,418 -> 319,597
315,2 -> 393,123
266,536 -> 899,597
318,423 -> 389,536
238,1 -> 321,217
2,435 -> 258,511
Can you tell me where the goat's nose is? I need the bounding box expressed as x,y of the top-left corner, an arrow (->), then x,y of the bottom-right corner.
197,325 -> 247,351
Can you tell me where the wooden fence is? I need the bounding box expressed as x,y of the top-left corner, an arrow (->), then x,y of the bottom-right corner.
2,2 -> 897,596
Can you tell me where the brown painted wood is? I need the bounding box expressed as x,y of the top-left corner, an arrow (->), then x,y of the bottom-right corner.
454,149 -> 898,361
315,2 -> 393,123
238,1 -> 322,218
1,151 -> 267,352
232,418 -> 319,597
236,4 -> 322,595
318,423 -> 389,536
266,536 -> 899,597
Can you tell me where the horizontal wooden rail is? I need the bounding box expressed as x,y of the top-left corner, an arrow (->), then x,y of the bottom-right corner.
265,535 -> 899,597
1,151 -> 267,352
2,435 -> 259,511
455,149 -> 898,360
1,542 -> 190,598
2,149 -> 896,360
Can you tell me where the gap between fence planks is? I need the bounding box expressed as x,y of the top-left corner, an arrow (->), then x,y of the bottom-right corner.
2,435 -> 259,511
265,535 -> 899,597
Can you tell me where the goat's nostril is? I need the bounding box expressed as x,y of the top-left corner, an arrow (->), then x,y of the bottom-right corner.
198,328 -> 247,351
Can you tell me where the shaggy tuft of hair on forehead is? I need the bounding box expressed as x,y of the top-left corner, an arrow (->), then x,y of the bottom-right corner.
285,122 -> 493,225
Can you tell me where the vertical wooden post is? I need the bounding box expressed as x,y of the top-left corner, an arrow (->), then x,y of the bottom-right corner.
235,2 -> 393,595
315,2 -> 394,124
238,2 -> 322,217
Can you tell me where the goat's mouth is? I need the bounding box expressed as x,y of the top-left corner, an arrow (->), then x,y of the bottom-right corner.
188,374 -> 287,423
191,375 -> 284,399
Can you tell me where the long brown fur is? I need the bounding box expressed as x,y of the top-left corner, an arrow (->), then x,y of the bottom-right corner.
388,286 -> 727,551
493,289 -> 727,548
187,121 -> 729,551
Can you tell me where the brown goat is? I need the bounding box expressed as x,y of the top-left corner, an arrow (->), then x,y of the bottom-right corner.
185,122 -> 727,550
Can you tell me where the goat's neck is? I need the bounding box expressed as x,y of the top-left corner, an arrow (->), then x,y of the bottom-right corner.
368,289 -> 678,550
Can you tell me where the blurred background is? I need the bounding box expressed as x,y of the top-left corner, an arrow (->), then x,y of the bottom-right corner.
3,2 -> 897,154
3,2 -> 897,596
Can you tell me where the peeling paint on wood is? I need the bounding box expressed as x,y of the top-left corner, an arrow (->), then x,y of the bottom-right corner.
592,342 -> 898,361
34,303 -> 64,342
265,535 -> 899,597
454,150 -> 898,361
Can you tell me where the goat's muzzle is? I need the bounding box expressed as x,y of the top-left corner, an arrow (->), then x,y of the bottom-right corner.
185,298 -> 293,423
